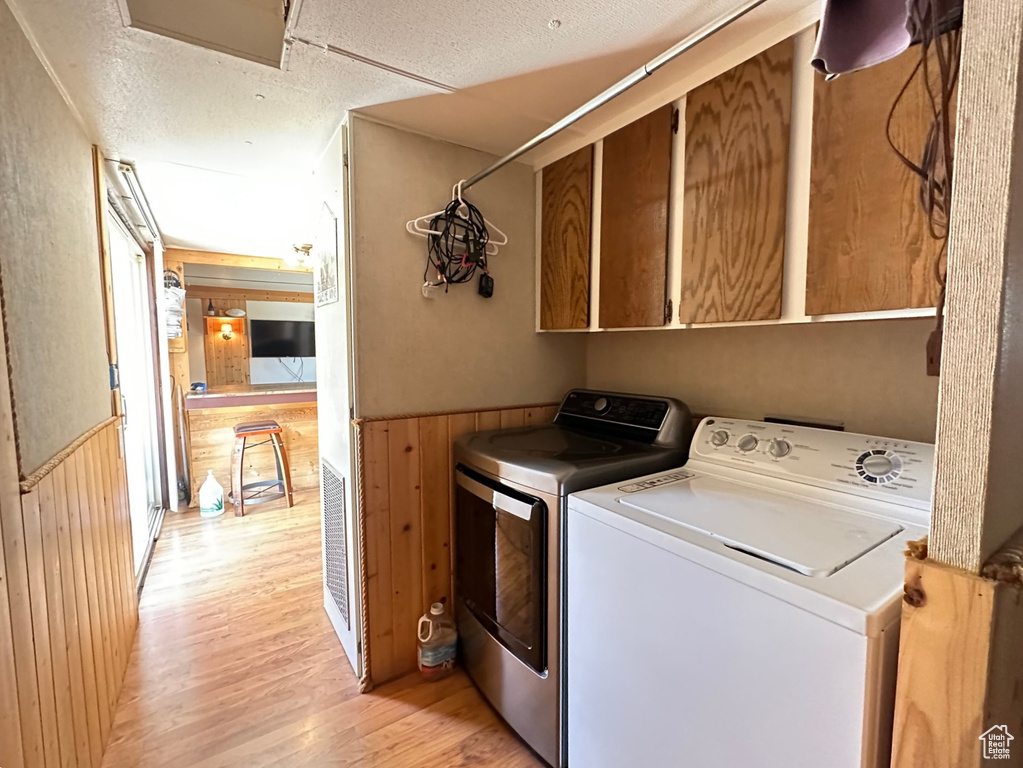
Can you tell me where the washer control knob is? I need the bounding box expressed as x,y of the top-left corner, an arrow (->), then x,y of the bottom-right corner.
861,453 -> 894,477
855,450 -> 903,484
768,438 -> 792,458
737,434 -> 759,453
709,430 -> 730,447
593,397 -> 610,414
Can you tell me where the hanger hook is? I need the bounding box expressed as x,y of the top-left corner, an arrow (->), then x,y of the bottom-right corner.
453,180 -> 469,217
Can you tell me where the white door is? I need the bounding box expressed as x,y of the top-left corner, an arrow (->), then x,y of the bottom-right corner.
109,219 -> 163,576
316,121 -> 363,675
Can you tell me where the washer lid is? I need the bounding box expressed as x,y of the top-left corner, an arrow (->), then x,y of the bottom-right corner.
620,475 -> 903,577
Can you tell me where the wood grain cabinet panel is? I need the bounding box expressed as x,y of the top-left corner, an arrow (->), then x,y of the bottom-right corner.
680,38 -> 794,324
540,147 -> 593,330
599,106 -> 674,328
807,45 -> 949,315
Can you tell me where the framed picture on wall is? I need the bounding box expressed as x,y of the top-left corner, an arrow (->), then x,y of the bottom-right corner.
316,202 -> 339,307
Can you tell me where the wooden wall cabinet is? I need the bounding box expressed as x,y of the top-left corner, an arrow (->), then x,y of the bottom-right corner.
680,38 -> 794,324
540,147 -> 593,330
806,45 -> 950,315
534,26 -> 942,333
599,105 -> 675,329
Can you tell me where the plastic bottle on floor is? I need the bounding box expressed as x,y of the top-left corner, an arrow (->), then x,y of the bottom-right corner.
198,471 -> 225,518
418,602 -> 457,681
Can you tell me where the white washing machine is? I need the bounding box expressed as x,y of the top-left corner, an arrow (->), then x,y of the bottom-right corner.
566,417 -> 933,768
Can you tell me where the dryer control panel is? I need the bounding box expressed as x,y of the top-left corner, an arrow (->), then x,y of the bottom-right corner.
691,417 -> 934,509
555,390 -> 694,450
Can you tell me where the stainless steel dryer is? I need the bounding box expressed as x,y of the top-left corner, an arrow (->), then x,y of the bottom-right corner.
453,389 -> 693,767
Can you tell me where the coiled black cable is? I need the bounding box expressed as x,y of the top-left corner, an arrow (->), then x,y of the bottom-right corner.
423,197 -> 490,291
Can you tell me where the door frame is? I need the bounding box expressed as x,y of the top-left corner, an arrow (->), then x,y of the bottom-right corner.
318,118 -> 365,680
105,201 -> 169,586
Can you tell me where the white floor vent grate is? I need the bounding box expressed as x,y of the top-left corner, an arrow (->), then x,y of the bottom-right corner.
321,460 -> 350,628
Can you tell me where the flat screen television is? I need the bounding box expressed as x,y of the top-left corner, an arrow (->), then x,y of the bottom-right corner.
250,320 -> 316,358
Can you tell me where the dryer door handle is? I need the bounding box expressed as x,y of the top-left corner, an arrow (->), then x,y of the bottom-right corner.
456,470 -> 536,521
492,491 -> 535,521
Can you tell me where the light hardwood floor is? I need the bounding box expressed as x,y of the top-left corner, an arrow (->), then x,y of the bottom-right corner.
101,491 -> 543,768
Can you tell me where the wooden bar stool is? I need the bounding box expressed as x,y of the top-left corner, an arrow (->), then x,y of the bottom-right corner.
230,420 -> 294,516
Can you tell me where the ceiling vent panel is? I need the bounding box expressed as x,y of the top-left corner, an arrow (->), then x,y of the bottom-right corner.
122,0 -> 288,68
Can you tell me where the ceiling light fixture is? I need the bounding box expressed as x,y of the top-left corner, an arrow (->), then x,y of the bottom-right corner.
284,243 -> 313,267
255,93 -> 266,100
548,18 -> 562,29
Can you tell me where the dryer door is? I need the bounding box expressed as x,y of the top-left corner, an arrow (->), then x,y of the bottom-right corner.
455,464 -> 548,673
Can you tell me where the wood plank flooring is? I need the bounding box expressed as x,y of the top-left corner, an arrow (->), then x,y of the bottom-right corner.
101,491 -> 543,768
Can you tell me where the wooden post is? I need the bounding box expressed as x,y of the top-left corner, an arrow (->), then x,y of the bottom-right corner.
893,1 -> 1023,765
929,0 -> 1023,573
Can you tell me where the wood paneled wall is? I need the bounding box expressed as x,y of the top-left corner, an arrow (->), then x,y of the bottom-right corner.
188,401 -> 319,505
201,300 -> 250,387
1,419 -> 138,768
358,404 -> 559,687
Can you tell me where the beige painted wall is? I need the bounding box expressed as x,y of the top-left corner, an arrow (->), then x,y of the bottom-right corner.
585,318 -> 940,443
349,117 -> 586,418
0,3 -> 110,475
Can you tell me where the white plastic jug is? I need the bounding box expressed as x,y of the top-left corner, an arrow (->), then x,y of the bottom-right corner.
417,602 -> 457,681
199,471 -> 225,518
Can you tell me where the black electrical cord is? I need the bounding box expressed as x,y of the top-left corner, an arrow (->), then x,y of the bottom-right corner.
885,0 -> 961,366
423,197 -> 491,291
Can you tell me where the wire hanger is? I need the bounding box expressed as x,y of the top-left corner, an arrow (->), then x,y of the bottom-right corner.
405,180 -> 508,256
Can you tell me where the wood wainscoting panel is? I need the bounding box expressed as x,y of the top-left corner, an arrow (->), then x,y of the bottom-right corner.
358,404 -> 560,687
807,45 -> 950,315
0,420 -> 137,768
187,401 -> 319,505
419,416 -> 451,623
362,419 -> 397,684
599,106 -> 674,328
540,146 -> 593,330
680,37 -> 793,324
387,418 -> 423,678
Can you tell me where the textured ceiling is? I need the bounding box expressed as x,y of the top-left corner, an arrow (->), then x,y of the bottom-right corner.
292,0 -> 750,89
7,0 -> 781,255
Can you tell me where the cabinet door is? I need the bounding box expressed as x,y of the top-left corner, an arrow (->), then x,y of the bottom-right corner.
806,45 -> 948,315
599,105 -> 674,329
680,37 -> 793,324
540,147 -> 593,330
